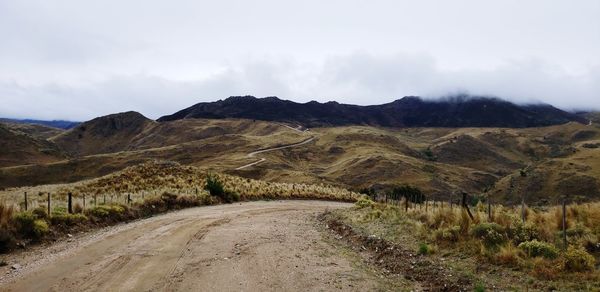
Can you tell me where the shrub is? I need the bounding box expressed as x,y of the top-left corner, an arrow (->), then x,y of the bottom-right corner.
86,205 -> 126,221
32,207 -> 48,220
355,196 -> 375,209
471,223 -> 506,247
434,226 -> 461,243
430,209 -> 456,229
205,174 -> 225,198
562,246 -> 596,272
494,242 -> 523,266
474,283 -> 485,292
363,209 -> 383,221
50,212 -> 88,226
511,221 -> 539,244
530,257 -> 561,280
518,240 -> 558,259
418,243 -> 430,255
32,219 -> 49,238
13,211 -> 37,237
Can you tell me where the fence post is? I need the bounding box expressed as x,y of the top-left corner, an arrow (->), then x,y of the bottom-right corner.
47,192 -> 51,216
68,192 -> 73,214
405,196 -> 408,212
562,198 -> 567,250
462,192 -> 475,221
24,192 -> 28,211
488,199 -> 492,221
103,194 -> 106,204
128,194 -> 131,205
83,194 -> 86,210
94,194 -> 97,207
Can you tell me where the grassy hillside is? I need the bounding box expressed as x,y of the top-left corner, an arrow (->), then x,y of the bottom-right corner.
0,124 -> 66,168
0,161 -> 359,209
0,122 -> 64,140
2,117 -> 600,204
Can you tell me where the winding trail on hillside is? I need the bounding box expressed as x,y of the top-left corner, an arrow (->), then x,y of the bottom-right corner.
0,201 -> 390,292
235,124 -> 314,170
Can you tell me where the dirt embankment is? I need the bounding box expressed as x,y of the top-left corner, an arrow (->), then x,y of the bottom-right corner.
323,217 -> 472,291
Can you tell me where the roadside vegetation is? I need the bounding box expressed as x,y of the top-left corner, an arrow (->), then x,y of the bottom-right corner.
325,196 -> 600,291
0,161 -> 359,254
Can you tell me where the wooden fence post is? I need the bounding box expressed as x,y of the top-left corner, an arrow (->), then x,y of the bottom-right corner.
47,193 -> 51,216
405,196 -> 408,212
462,193 -> 475,221
24,192 -> 28,211
128,194 -> 131,205
488,199 -> 492,221
562,198 -> 567,250
103,194 -> 106,204
68,192 -> 73,214
94,194 -> 97,207
83,194 -> 86,210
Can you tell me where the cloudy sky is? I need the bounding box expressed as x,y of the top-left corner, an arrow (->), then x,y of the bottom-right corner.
1,0 -> 599,121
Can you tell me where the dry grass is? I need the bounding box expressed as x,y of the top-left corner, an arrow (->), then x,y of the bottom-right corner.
332,197 -> 600,289
0,160 -> 359,213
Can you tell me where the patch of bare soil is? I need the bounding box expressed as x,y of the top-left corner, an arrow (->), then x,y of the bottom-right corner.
323,217 -> 472,291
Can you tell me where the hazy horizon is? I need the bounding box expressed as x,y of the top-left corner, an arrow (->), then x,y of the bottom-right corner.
1,0 -> 599,120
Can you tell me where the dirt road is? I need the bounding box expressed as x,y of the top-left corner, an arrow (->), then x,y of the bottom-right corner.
235,136 -> 315,170
0,201 -> 391,292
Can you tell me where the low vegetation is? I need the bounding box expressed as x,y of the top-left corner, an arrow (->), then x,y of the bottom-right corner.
326,197 -> 600,290
0,161 -> 359,253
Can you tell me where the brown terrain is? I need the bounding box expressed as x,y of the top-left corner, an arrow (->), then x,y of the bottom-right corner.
1,111 -> 600,203
0,201 -> 410,292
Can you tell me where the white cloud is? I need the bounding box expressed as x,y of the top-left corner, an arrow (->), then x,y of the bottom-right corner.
0,0 -> 598,120
1,53 -> 598,121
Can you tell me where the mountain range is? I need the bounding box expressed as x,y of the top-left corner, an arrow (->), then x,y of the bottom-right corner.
158,95 -> 588,128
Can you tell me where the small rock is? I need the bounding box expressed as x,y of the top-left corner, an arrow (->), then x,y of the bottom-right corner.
11,264 -> 21,270
67,234 -> 73,238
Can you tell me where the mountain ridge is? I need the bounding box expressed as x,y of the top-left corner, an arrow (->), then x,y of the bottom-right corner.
158,95 -> 587,128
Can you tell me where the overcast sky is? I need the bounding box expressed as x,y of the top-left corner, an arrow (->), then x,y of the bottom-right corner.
1,0 -> 599,121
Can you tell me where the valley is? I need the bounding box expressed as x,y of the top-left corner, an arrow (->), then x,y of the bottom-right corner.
1,96 -> 599,291
1,105 -> 599,204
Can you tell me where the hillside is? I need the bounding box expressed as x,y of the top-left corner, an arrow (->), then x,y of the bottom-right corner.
51,111 -> 156,156
2,113 -> 600,203
0,122 -> 64,140
0,124 -> 66,167
158,95 -> 587,128
0,118 -> 79,129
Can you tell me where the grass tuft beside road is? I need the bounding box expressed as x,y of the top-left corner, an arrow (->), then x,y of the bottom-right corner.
324,197 -> 600,291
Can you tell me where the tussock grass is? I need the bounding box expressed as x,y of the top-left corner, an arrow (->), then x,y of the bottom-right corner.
343,197 -> 600,280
